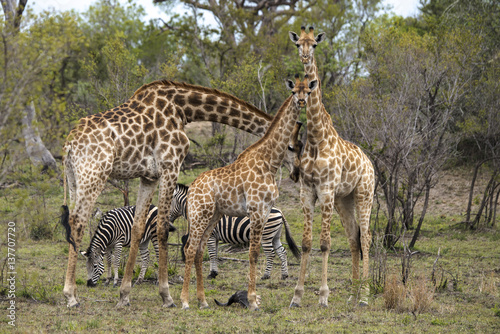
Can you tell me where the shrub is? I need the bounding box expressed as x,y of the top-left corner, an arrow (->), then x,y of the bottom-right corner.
383,274 -> 406,312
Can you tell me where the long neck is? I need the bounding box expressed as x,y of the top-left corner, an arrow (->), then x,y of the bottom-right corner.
132,80 -> 273,137
303,57 -> 335,145
241,96 -> 300,174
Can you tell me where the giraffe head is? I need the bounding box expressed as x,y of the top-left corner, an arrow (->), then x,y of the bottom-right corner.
289,26 -> 326,65
285,74 -> 319,109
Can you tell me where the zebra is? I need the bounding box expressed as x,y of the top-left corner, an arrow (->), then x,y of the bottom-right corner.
169,184 -> 301,280
80,205 -> 176,287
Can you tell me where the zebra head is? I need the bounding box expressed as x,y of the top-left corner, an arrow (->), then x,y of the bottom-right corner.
80,247 -> 105,287
169,184 -> 189,222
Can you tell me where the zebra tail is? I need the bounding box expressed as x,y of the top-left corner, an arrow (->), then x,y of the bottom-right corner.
357,225 -> 363,261
60,205 -> 76,252
283,217 -> 301,260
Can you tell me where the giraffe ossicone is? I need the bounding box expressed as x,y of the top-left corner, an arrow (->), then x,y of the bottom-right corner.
180,75 -> 317,311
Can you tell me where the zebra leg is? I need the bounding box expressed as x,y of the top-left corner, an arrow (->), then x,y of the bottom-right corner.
207,234 -> 219,279
105,249 -> 113,286
113,243 -> 123,288
134,241 -> 150,286
272,224 -> 289,279
151,234 -> 159,285
261,233 -> 276,280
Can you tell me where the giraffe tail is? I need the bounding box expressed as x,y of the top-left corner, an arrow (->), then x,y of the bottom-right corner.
283,216 -> 301,260
180,233 -> 189,262
357,225 -> 363,261
60,205 -> 76,252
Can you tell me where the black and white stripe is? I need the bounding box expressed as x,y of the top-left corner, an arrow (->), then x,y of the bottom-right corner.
81,205 -> 175,287
170,184 -> 300,280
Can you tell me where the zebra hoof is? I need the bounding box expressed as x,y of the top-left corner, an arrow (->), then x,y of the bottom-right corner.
359,300 -> 369,307
207,271 -> 218,279
261,274 -> 270,280
281,274 -> 289,280
163,302 -> 176,308
289,302 -> 300,309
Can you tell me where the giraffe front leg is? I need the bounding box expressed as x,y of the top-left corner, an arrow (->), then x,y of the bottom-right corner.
248,209 -> 268,311
118,178 -> 157,308
318,199 -> 334,307
290,188 -> 315,308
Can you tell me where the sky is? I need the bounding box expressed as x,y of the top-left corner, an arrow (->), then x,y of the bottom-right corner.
29,0 -> 422,22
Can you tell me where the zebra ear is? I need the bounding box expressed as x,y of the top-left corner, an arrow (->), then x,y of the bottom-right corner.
80,251 -> 88,258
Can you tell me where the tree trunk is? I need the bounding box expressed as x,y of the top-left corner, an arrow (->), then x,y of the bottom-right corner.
21,102 -> 57,172
409,182 -> 431,249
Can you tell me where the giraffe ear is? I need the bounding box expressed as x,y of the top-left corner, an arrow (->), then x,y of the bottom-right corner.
308,80 -> 319,92
289,31 -> 299,43
285,79 -> 295,91
315,32 -> 326,44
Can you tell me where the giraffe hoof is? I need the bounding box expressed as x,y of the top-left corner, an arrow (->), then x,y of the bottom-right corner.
67,302 -> 80,308
116,300 -> 131,308
182,306 -> 190,310
359,300 -> 369,307
319,303 -> 328,308
289,302 -> 301,308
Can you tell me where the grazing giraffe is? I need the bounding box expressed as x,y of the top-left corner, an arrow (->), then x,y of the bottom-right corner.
181,75 -> 318,310
288,27 -> 375,307
60,79 -> 279,308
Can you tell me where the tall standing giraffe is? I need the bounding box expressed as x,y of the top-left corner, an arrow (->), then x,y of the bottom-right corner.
180,75 -> 318,311
60,80 -> 279,308
288,27 -> 375,307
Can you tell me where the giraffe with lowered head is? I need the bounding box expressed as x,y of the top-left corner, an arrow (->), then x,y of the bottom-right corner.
288,27 -> 375,307
181,75 -> 317,311
60,79 -> 281,308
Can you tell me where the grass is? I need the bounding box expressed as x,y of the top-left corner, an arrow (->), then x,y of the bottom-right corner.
1,177 -> 500,333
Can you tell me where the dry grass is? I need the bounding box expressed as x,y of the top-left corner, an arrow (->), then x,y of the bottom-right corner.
383,274 -> 406,312
408,277 -> 435,314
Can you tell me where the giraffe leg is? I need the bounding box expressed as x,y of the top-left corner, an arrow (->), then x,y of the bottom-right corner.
335,194 -> 361,303
318,191 -> 335,307
63,179 -> 107,307
247,205 -> 272,311
156,172 -> 180,308
118,178 -> 158,307
195,214 -> 220,308
355,189 -> 373,306
290,187 -> 315,308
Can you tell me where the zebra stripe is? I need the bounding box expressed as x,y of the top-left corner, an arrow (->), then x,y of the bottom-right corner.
170,184 -> 300,280
81,205 -> 175,287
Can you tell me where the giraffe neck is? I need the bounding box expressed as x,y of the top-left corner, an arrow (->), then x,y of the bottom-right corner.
303,58 -> 336,145
132,80 -> 273,137
240,96 -> 299,174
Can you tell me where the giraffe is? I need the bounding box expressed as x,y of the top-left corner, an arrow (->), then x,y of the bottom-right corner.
60,79 -> 282,308
180,75 -> 318,311
288,27 -> 375,307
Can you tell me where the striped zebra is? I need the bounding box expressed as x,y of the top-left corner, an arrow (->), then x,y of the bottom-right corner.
80,205 -> 176,287
170,184 -> 301,280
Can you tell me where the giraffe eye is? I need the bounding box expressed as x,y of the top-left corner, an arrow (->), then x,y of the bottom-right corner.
312,44 -> 317,48
296,44 -> 300,48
